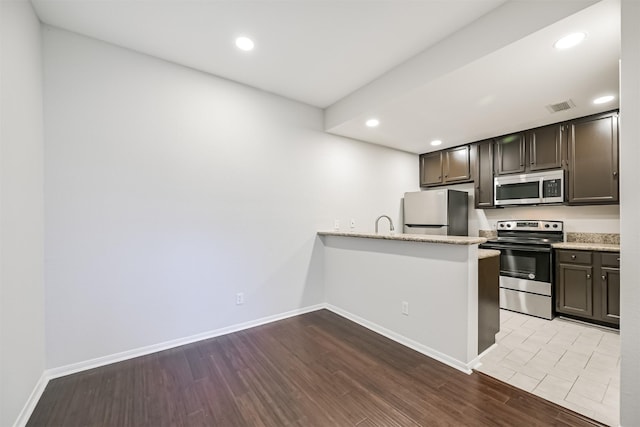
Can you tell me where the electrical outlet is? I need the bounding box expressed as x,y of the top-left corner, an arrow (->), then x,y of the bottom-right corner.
350,218 -> 356,229
334,219 -> 340,231
401,301 -> 409,315
236,293 -> 244,305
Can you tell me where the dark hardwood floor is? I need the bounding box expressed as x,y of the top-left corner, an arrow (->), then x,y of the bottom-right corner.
28,309 -> 604,426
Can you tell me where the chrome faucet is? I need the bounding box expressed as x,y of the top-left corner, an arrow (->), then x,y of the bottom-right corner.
375,215 -> 395,234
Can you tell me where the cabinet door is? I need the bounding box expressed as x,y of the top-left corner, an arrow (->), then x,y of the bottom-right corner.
557,263 -> 594,318
474,140 -> 494,208
600,267 -> 620,325
444,145 -> 471,183
420,152 -> 443,187
495,133 -> 526,175
527,124 -> 563,171
568,112 -> 619,204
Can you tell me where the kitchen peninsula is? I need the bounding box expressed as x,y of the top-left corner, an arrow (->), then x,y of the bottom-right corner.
318,231 -> 488,373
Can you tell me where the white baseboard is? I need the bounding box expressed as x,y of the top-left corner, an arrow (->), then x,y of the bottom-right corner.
46,303 -> 326,380
325,304 -> 475,374
13,372 -> 48,427
477,343 -> 498,360
471,343 -> 497,372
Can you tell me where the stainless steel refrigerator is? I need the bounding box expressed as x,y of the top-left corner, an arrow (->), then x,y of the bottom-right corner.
403,189 -> 469,236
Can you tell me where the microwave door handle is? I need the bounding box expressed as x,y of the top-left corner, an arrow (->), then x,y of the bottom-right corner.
494,180 -> 501,204
540,179 -> 544,199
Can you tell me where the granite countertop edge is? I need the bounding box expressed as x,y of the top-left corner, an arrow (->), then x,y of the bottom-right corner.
318,231 -> 487,246
478,249 -> 501,259
552,242 -> 620,252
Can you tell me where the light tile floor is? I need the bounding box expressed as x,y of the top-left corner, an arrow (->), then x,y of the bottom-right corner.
477,310 -> 620,426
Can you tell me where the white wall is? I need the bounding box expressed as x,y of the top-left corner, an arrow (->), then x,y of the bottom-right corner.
479,205 -> 620,235
620,1 -> 640,425
323,236 -> 479,371
42,27 -> 418,369
0,1 -> 46,426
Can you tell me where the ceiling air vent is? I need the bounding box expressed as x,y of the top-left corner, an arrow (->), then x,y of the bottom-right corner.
546,99 -> 576,113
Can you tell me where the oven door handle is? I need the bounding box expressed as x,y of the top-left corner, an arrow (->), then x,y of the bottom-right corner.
502,272 -> 540,280
480,243 -> 552,253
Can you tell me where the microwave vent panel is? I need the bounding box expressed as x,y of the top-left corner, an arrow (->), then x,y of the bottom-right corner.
546,99 -> 576,113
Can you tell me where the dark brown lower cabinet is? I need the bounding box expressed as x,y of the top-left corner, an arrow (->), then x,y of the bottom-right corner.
557,262 -> 593,317
555,249 -> 619,327
600,253 -> 621,324
478,254 -> 500,353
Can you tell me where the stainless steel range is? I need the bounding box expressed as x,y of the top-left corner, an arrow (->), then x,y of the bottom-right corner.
480,220 -> 564,320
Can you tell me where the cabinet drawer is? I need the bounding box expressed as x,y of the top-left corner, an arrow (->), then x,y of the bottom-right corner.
601,252 -> 620,268
557,250 -> 592,264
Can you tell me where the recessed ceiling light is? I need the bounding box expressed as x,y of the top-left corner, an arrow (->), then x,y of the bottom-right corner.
235,36 -> 255,51
554,32 -> 586,50
593,95 -> 615,104
431,140 -> 442,146
366,118 -> 380,127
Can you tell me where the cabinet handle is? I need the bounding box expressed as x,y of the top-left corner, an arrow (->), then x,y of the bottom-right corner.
613,171 -> 618,178
602,275 -> 606,281
617,257 -> 620,261
586,274 -> 591,279
571,255 -> 576,259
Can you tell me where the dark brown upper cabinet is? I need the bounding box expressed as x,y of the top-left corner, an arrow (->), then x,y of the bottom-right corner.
419,151 -> 443,187
419,110 -> 619,206
473,140 -> 494,208
495,126 -> 564,176
567,112 -> 619,205
419,145 -> 471,187
444,145 -> 471,183
526,124 -> 564,171
494,133 -> 526,175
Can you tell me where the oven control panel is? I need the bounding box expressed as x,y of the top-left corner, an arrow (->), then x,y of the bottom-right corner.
496,220 -> 563,232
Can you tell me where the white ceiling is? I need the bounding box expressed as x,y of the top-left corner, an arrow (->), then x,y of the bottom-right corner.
30,0 -> 507,108
31,0 -> 620,154
327,0 -> 620,153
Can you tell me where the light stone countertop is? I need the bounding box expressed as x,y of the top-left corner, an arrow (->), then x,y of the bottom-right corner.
318,231 -> 487,245
566,232 -> 619,245
478,249 -> 501,259
552,242 -> 620,252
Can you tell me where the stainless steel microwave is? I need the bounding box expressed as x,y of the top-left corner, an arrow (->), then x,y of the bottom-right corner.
494,170 -> 564,206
